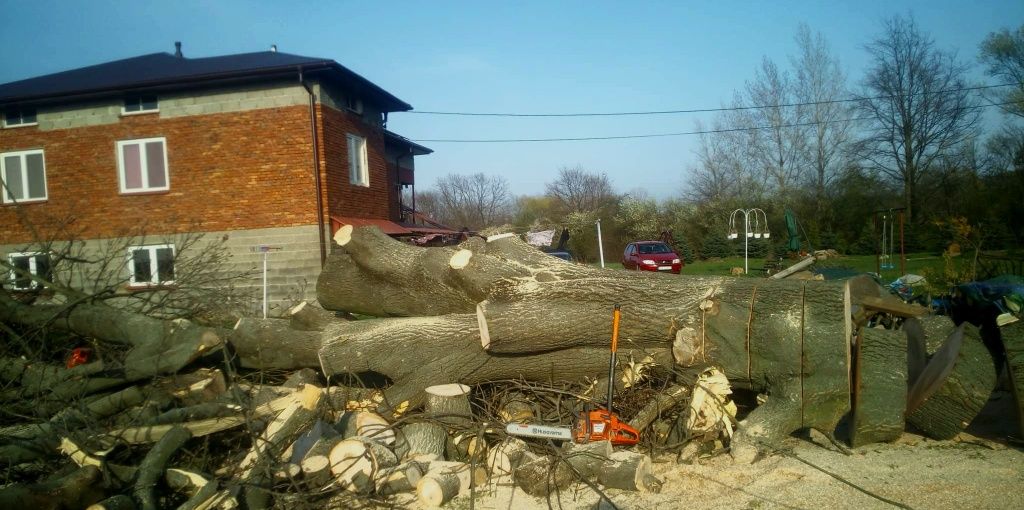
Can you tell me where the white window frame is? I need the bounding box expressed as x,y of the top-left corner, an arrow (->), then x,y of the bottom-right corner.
127,244 -> 175,286
347,133 -> 369,187
116,137 -> 169,193
121,95 -> 159,116
2,108 -> 38,128
1,149 -> 48,204
7,251 -> 50,290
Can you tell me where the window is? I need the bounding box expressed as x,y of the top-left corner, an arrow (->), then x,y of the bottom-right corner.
345,96 -> 363,114
128,244 -> 175,286
117,138 -> 169,193
1,149 -> 47,203
7,252 -> 51,290
123,95 -> 159,114
3,108 -> 37,127
347,134 -> 369,187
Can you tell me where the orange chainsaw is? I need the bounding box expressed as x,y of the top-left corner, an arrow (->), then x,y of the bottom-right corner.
573,304 -> 640,446
505,304 -> 640,446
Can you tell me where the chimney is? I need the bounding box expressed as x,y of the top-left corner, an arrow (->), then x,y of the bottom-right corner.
271,44 -> 278,53
174,41 -> 183,58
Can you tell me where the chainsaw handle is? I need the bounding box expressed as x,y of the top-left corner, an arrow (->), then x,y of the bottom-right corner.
611,304 -> 621,353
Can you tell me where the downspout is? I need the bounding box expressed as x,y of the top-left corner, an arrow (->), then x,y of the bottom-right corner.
299,69 -> 328,267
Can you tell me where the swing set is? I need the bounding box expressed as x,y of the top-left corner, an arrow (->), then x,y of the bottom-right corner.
874,208 -> 906,275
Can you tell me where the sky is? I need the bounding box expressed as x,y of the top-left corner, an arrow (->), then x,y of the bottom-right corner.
1,0 -> 1021,199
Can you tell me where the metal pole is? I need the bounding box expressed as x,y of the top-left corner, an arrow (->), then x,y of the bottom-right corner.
744,210 -> 749,274
596,219 -> 605,268
262,251 -> 269,319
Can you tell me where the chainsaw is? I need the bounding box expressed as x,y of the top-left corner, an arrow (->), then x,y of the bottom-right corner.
505,304 -> 640,447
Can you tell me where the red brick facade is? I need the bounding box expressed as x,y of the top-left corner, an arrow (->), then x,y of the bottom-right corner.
0,102 -> 394,245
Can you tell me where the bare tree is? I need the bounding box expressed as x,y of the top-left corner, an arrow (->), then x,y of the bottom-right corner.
855,15 -> 981,222
544,165 -> 616,215
686,120 -> 754,203
433,173 -> 512,230
728,57 -> 806,197
791,23 -> 852,217
979,24 -> 1024,118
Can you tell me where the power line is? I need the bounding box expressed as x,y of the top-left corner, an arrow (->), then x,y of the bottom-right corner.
401,83 -> 1015,118
411,101 -> 1014,143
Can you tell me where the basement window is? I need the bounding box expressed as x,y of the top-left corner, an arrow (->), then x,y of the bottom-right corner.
1,149 -> 48,204
128,244 -> 175,286
7,252 -> 51,290
117,137 -> 169,193
122,95 -> 159,115
347,134 -> 369,187
3,108 -> 37,128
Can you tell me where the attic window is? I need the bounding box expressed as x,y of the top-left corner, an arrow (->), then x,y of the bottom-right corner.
345,96 -> 363,114
3,108 -> 37,128
123,95 -> 159,114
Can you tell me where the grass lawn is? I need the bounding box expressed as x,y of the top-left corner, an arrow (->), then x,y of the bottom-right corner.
592,253 -> 950,282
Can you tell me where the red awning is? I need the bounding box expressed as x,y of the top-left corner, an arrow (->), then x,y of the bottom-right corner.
330,216 -> 413,235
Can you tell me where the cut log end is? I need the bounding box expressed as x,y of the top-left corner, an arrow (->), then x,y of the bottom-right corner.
334,224 -> 354,246
486,233 -> 516,243
449,249 -> 473,270
477,303 -> 491,350
417,473 -> 460,507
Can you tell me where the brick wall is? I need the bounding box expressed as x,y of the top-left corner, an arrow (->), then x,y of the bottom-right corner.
0,105 -> 319,244
318,105 -> 393,223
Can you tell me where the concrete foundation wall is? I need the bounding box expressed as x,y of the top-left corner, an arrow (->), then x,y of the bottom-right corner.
1,224 -> 323,317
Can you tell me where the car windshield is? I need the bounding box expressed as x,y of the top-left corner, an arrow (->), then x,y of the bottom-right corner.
637,243 -> 672,254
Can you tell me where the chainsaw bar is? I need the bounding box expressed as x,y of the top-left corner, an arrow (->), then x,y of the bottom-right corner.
505,423 -> 574,441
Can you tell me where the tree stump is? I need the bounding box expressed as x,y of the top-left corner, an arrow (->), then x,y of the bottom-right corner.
563,440 -> 612,479
395,422 -> 447,460
850,327 -> 907,447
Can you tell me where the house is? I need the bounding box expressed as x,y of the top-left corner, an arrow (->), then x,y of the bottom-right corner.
0,43 -> 432,312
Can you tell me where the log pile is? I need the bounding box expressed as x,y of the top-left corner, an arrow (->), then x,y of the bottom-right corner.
0,226 -> 1013,508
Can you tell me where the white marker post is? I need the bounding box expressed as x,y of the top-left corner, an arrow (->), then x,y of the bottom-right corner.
595,219 -> 605,269
253,245 -> 282,318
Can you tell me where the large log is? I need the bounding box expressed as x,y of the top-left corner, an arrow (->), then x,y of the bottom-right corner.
133,426 -> 192,510
1000,323 -> 1024,438
850,327 -> 907,447
0,292 -> 223,379
907,324 -> 996,440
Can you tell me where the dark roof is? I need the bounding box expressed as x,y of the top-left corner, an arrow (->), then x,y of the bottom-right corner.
384,129 -> 433,155
0,51 -> 412,112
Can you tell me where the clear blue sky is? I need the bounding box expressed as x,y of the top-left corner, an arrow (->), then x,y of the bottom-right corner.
2,0 -> 1020,199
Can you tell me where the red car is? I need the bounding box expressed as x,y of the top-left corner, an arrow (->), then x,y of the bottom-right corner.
622,241 -> 683,274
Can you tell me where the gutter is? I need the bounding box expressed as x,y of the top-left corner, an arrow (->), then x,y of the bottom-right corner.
299,69 -> 328,267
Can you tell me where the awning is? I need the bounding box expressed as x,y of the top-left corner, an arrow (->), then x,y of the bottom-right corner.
330,216 -> 413,235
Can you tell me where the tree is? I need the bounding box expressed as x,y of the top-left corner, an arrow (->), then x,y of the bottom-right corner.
686,121 -> 753,204
730,57 -> 806,197
544,165 -> 617,215
855,15 -> 981,223
979,25 -> 1024,118
614,194 -> 660,241
791,23 -> 851,219
432,173 -> 512,230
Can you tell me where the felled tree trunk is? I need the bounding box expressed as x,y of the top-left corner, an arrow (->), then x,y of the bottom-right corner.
0,293 -> 223,379
999,323 -> 1024,438
907,323 -> 996,440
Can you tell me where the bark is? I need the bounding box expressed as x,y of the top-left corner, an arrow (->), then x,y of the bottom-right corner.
907,324 -> 996,440
0,465 -> 105,510
562,439 -> 612,480
628,384 -> 689,432
513,451 -> 574,497
425,383 -> 473,426
395,422 -> 447,460
1000,323 -> 1024,438
86,494 -> 136,510
416,470 -> 460,507
230,318 -> 321,370
287,300 -> 338,331
485,437 -> 528,477
133,426 -> 192,510
596,450 -> 655,491
851,328 -> 907,447
0,293 -> 223,379
375,461 -> 426,496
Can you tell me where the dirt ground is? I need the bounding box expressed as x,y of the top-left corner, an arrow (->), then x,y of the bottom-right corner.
442,391 -> 1024,510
